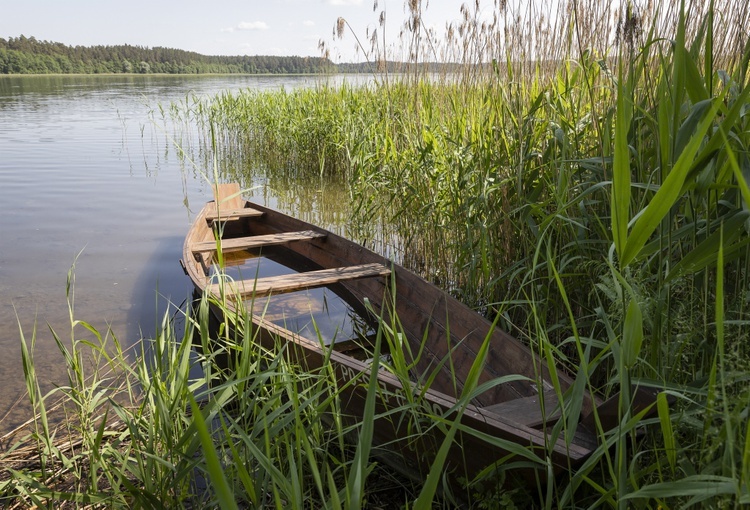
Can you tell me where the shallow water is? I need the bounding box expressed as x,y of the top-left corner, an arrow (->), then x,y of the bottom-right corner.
0,74 -> 361,433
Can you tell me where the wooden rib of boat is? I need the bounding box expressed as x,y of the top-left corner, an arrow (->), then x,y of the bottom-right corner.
182,183 -> 654,486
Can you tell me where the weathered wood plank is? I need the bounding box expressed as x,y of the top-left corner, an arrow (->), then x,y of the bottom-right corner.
482,390 -> 561,428
192,230 -> 326,253
208,263 -> 391,298
205,207 -> 264,222
580,386 -> 661,432
214,183 -> 245,210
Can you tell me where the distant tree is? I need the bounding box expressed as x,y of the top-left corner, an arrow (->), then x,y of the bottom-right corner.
0,36 -> 337,75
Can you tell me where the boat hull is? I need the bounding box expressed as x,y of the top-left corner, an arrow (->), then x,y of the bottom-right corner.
182,184 -> 599,486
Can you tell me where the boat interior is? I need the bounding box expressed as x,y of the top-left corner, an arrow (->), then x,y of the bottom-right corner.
188,184 -> 580,435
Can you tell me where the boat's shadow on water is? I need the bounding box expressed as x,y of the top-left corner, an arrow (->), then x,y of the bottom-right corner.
124,234 -> 204,378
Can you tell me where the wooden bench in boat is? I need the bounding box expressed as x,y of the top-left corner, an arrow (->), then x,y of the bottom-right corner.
205,207 -> 265,222
192,230 -> 327,254
482,389 -> 561,428
208,263 -> 392,298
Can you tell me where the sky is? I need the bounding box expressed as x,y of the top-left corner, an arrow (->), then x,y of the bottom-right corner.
0,0 -> 479,63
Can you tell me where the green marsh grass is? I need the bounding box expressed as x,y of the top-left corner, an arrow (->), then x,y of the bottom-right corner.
8,236 -> 515,507
2,227 -> 558,508
167,0 -> 750,506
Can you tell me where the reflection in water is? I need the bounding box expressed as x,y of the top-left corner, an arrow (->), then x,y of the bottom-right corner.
209,246 -> 375,346
249,289 -> 373,347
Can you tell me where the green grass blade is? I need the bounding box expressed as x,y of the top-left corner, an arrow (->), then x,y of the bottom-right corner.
718,122 -> 750,211
345,333 -> 380,510
705,0 -> 714,96
612,62 -> 632,264
656,392 -> 676,474
620,97 -> 722,267
666,212 -> 750,282
188,395 -> 239,510
620,475 -> 736,502
414,317 -> 496,509
622,297 -> 643,369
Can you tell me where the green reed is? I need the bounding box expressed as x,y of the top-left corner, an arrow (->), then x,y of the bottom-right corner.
167,0 -> 750,506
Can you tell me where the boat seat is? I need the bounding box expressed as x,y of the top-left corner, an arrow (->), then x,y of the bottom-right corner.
192,230 -> 326,253
208,263 -> 392,298
482,389 -> 561,428
205,207 -> 265,222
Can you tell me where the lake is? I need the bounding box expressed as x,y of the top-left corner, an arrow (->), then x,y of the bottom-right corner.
0,74 -> 362,433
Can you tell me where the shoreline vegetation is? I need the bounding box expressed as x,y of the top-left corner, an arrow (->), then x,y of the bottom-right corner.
0,35 -> 453,76
0,35 -> 334,75
3,0 -> 750,508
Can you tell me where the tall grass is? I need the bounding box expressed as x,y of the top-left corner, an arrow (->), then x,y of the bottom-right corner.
4,274 -> 467,507
4,266 -> 543,507
166,0 -> 750,506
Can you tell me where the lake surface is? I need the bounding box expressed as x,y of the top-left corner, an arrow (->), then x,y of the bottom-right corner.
0,74 -> 362,433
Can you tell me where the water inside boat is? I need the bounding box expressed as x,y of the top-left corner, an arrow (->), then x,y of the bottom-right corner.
209,245 -> 377,349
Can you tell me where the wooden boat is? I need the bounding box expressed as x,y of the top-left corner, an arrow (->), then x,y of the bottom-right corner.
182,183 -> 652,487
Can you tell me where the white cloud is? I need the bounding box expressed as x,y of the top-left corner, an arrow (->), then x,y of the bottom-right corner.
237,21 -> 270,31
303,20 -> 315,27
220,27 -> 235,33
327,0 -> 363,5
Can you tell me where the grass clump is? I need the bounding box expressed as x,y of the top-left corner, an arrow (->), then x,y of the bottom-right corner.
1,274 -> 450,508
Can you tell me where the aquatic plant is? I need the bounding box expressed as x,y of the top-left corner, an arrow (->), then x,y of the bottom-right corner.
0,276 -> 442,508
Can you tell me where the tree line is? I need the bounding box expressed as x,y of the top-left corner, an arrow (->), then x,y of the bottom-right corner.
0,35 -> 338,75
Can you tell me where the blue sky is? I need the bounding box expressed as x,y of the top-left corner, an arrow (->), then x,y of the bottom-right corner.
0,0 -> 474,62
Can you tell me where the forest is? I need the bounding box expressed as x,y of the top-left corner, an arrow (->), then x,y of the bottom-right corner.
0,35 -> 337,74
